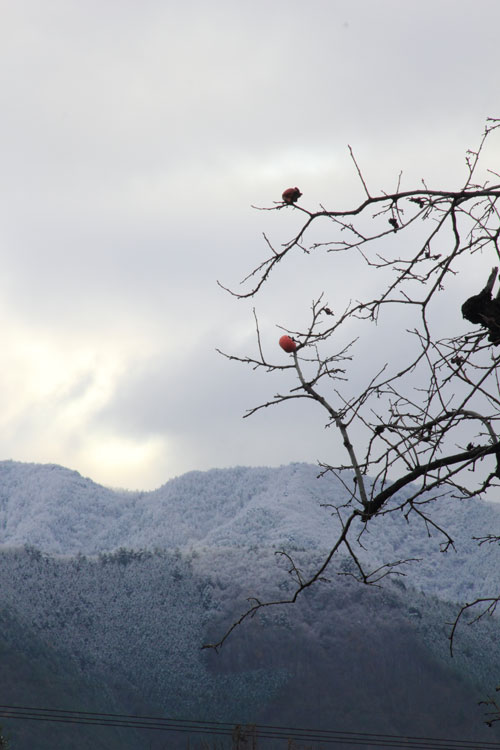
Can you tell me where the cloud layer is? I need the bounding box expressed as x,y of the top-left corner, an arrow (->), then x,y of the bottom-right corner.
1,0 -> 499,488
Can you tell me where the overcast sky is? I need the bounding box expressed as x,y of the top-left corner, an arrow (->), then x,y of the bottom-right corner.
1,0 -> 499,489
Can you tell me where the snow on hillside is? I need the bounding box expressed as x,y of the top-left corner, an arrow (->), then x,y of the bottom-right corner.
0,460 -> 355,553
0,459 -> 499,604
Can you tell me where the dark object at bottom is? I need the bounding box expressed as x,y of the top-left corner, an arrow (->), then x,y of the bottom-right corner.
461,267 -> 500,344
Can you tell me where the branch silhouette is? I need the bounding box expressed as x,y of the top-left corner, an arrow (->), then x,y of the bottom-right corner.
209,120 -> 500,693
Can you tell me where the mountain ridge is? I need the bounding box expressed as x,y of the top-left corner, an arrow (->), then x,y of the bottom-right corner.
1,458 -> 499,604
2,459 -> 500,748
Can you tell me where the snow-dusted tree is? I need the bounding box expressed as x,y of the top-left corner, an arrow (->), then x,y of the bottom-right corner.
208,119 -> 500,665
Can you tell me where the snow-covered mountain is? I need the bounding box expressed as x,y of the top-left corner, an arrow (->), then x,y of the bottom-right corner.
0,460 -> 347,553
0,459 -> 499,604
2,459 -> 500,749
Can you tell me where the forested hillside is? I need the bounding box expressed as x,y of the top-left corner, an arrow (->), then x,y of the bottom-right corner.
1,459 -> 500,604
1,461 -> 500,748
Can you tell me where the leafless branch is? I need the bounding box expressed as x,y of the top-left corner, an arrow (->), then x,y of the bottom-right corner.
211,120 -> 500,685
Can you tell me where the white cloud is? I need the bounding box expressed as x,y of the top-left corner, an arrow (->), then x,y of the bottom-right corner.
0,0 -> 499,487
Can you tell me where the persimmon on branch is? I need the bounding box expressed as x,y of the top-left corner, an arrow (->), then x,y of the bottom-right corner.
205,118 -> 500,653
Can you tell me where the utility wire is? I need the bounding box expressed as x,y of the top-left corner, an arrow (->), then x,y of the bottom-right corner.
0,705 -> 499,749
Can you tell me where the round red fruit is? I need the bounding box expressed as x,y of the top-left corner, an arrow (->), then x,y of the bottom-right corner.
279,335 -> 297,353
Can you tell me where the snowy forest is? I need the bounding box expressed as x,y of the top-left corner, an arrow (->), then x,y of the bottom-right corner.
1,460 -> 500,748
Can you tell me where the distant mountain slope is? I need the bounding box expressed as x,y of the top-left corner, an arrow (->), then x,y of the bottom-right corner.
1,545 -> 499,749
1,459 -> 500,604
0,605 -> 158,750
2,460 -> 500,748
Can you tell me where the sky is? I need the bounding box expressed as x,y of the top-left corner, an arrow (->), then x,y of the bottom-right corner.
0,0 -> 499,490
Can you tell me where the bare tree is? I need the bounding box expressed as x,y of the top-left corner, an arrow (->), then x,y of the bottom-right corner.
206,119 -> 500,670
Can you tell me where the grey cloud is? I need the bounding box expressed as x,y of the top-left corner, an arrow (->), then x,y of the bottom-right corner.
0,0 -> 499,486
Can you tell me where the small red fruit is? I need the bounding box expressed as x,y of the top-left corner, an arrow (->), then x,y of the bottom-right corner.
279,335 -> 297,353
282,187 -> 302,204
